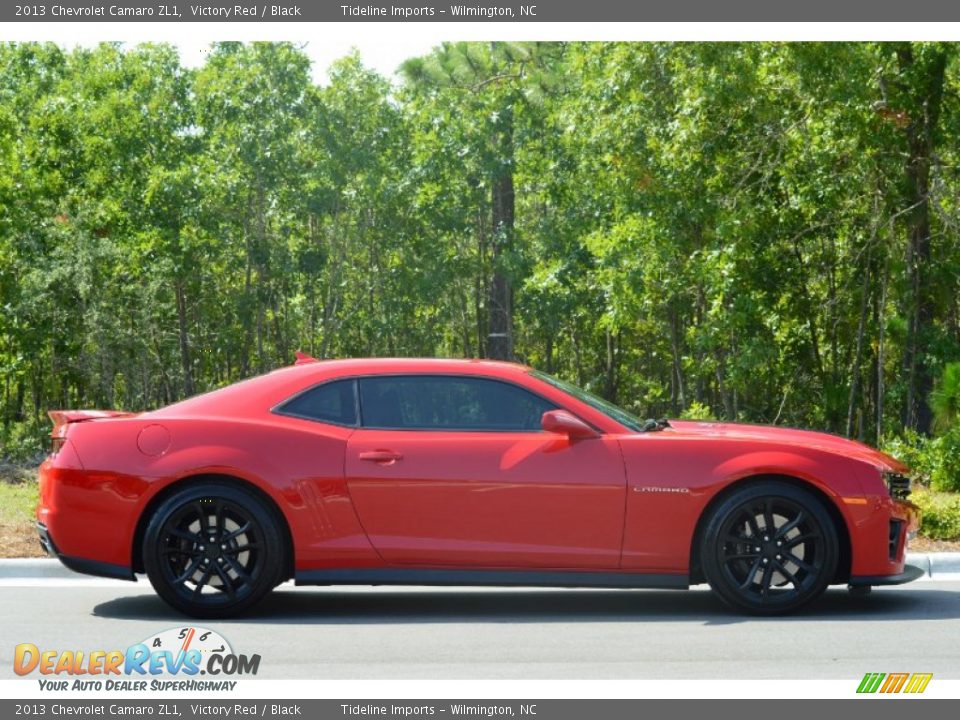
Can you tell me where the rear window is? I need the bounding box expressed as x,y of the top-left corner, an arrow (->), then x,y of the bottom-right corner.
275,379 -> 357,426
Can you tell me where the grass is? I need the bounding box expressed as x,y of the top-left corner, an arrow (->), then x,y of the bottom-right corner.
0,463 -> 43,558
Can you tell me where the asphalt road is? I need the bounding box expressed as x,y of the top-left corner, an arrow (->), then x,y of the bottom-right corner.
1,578 -> 958,679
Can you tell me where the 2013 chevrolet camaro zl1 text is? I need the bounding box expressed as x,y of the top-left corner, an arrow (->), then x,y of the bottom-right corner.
37,355 -> 922,617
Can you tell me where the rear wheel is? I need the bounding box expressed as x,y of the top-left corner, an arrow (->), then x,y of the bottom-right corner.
700,481 -> 839,614
143,482 -> 286,618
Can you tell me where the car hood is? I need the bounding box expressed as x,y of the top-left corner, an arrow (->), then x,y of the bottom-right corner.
664,419 -> 908,473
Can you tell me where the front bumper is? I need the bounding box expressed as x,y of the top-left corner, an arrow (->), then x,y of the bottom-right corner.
37,521 -> 135,582
848,563 -> 926,586
844,496 -> 922,585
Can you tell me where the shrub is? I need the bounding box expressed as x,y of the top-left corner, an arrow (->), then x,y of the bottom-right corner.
679,401 -> 717,421
0,421 -> 49,465
912,487 -> 960,541
882,428 -> 960,493
931,361 -> 960,432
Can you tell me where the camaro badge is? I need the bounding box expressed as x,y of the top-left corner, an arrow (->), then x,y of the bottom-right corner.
634,486 -> 691,494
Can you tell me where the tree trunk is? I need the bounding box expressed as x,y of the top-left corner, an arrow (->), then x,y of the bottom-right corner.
486,104 -> 515,361
898,45 -> 946,433
669,302 -> 686,413
176,279 -> 194,398
846,251 -> 871,437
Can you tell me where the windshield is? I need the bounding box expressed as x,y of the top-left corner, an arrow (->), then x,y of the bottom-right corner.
529,370 -> 646,432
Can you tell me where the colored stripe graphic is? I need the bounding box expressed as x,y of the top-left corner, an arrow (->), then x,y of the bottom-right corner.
880,673 -> 909,693
857,673 -> 885,693
857,672 -> 932,694
903,673 -> 933,694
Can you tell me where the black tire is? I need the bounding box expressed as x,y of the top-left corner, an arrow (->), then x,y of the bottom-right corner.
143,482 -> 286,618
700,481 -> 839,615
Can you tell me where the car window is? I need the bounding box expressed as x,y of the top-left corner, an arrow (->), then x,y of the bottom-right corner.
276,379 -> 357,426
530,369 -> 646,432
358,375 -> 556,432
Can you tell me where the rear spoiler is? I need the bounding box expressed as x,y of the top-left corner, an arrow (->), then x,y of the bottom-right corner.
48,410 -> 136,437
294,350 -> 319,365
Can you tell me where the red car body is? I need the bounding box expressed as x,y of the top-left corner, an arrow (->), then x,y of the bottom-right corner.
37,357 -> 921,616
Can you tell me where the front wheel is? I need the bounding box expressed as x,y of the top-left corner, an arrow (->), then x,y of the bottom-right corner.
143,482 -> 286,618
700,481 -> 839,615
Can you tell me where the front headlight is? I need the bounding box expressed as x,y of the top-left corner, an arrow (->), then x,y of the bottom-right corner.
883,471 -> 912,500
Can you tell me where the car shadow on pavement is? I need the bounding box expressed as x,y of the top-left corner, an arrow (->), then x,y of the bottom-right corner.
92,585 -> 960,624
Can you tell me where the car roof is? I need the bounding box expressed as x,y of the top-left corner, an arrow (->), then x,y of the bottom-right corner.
148,357 -> 535,419
290,357 -> 530,375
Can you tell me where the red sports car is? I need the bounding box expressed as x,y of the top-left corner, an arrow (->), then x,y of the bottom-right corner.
37,355 -> 921,617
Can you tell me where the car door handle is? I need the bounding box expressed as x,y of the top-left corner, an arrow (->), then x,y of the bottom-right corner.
358,450 -> 403,463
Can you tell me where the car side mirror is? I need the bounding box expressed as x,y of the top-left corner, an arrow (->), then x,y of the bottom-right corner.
541,410 -> 599,439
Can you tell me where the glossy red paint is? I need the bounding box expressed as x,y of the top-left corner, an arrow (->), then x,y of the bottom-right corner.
37,357 -> 919,591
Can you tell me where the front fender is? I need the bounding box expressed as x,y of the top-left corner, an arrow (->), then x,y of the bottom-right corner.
618,437 -> 867,572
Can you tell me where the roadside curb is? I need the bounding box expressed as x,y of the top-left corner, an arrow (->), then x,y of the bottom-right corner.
0,558 -> 76,579
2,554 -> 959,580
907,552 -> 960,579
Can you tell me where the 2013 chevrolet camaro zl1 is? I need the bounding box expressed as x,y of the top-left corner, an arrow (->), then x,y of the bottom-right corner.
37,355 -> 922,617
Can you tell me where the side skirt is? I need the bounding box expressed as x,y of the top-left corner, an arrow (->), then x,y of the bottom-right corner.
295,568 -> 689,589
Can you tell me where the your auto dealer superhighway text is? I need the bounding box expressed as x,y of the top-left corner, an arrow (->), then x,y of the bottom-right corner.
42,5 -> 303,18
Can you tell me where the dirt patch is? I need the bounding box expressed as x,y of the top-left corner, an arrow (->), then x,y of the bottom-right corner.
0,463 -> 44,558
909,535 -> 960,553
0,527 -> 44,558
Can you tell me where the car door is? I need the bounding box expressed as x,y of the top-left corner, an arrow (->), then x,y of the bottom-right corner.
345,374 -> 627,569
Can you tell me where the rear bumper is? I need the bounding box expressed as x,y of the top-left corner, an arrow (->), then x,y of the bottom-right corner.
37,457 -> 142,575
37,522 -> 135,582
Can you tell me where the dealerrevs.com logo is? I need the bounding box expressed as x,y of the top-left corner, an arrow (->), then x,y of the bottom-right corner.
857,672 -> 933,694
13,627 -> 260,692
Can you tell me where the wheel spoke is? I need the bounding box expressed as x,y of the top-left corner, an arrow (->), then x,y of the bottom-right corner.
774,559 -> 801,589
743,512 -> 762,539
193,503 -> 211,536
212,563 -> 236,599
226,542 -> 259,554
739,556 -> 762,589
222,522 -> 252,541
222,553 -> 253,584
775,512 -> 805,540
760,563 -> 774,598
723,551 -> 760,563
784,553 -> 817,575
168,528 -> 202,544
191,565 -> 214,598
785,532 -> 821,549
173,556 -> 203,585
762,499 -> 775,535
215,502 -> 225,536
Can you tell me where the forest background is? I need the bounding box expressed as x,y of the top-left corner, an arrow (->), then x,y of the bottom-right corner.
2,41 -> 959,552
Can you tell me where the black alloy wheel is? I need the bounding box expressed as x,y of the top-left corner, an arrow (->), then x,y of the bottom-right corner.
143,482 -> 285,618
700,481 -> 839,614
